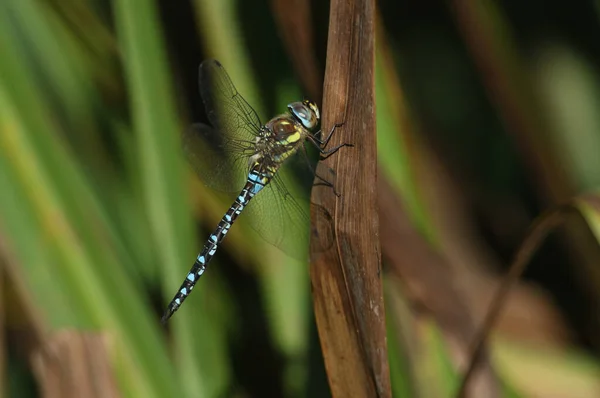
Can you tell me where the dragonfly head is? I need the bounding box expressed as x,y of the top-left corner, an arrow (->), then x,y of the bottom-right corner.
288,100 -> 320,132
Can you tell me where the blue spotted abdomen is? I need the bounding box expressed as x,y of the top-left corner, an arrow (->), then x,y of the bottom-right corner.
161,165 -> 271,323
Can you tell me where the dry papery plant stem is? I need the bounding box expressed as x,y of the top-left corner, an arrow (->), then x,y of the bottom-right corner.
457,200 -> 589,397
308,0 -> 391,397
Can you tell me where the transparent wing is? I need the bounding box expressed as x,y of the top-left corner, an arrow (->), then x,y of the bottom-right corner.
183,123 -> 252,192
184,60 -> 263,192
244,170 -> 311,259
243,156 -> 335,259
199,59 -> 262,142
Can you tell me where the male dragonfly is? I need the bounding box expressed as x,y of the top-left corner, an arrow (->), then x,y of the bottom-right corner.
162,60 -> 349,323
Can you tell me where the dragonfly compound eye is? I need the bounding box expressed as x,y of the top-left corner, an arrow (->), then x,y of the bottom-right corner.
288,102 -> 319,131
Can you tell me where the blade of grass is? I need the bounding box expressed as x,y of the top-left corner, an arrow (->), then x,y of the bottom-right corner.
375,19 -> 501,397
269,0 -> 322,102
112,0 -> 230,397
193,0 -> 262,116
0,2 -> 185,397
458,193 -> 600,396
385,278 -> 417,397
310,0 -> 391,396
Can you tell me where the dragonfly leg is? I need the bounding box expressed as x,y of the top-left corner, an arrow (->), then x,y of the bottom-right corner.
301,145 -> 344,196
314,172 -> 340,196
307,135 -> 354,160
300,145 -> 342,196
308,122 -> 353,160
319,142 -> 354,159
314,122 -> 345,147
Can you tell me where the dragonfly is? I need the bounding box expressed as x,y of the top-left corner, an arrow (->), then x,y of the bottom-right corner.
161,59 -> 349,323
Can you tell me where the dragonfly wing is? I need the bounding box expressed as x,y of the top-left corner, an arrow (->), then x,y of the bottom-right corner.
183,123 -> 250,192
199,59 -> 262,143
243,172 -> 309,259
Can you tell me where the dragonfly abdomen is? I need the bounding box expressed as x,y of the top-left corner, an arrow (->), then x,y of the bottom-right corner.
161,167 -> 272,323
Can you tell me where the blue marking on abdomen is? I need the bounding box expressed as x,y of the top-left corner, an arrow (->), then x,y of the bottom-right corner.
164,174 -> 265,322
251,182 -> 264,194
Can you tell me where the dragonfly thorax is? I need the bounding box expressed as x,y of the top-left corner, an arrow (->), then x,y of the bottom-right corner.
260,115 -> 312,165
